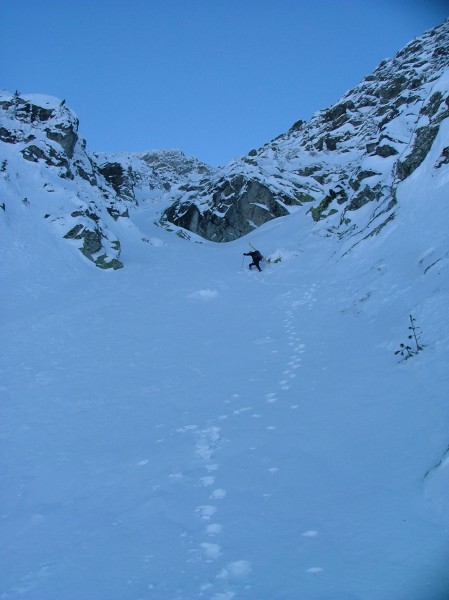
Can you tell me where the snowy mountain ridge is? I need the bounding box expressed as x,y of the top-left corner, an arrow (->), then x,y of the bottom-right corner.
163,18 -> 449,249
0,92 -> 214,269
1,19 -> 448,267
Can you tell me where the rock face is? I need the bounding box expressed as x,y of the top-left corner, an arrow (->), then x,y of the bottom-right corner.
164,175 -> 295,242
0,19 -> 448,267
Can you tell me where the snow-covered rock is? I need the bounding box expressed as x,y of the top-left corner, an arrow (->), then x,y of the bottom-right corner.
0,92 -> 127,269
162,18 -> 449,244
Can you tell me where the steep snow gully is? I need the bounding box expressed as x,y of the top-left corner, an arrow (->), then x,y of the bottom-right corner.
2,140 -> 449,600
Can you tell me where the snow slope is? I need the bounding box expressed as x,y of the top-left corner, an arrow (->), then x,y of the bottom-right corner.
1,116 -> 449,600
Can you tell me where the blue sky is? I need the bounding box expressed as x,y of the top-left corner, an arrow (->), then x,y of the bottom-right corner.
2,0 -> 448,166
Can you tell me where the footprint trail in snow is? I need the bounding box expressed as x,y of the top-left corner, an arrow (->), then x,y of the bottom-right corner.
173,282 -> 323,598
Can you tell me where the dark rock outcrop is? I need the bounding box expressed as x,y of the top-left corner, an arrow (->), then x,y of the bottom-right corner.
165,176 -> 295,242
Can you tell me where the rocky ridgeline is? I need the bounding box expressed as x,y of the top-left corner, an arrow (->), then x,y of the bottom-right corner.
0,19 -> 448,268
163,18 -> 449,246
0,93 -> 212,268
93,150 -> 212,208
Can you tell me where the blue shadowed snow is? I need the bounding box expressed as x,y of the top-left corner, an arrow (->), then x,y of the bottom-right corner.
1,127 -> 449,600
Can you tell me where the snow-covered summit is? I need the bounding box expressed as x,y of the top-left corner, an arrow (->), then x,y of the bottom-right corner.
92,149 -> 214,205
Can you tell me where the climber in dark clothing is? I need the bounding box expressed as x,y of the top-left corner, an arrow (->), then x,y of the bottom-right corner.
244,250 -> 263,272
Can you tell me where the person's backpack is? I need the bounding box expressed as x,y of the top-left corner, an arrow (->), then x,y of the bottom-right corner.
254,250 -> 262,260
